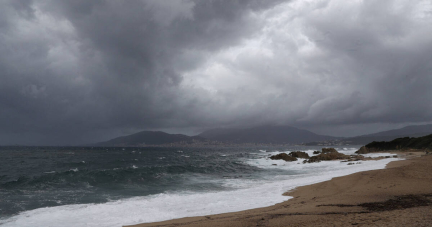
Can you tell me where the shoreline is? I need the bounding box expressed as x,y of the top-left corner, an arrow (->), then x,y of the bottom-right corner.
127,151 -> 432,227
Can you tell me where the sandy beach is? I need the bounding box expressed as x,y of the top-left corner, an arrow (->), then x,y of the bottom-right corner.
127,152 -> 432,227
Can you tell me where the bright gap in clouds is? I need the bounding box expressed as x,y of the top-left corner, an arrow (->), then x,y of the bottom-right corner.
179,0 -> 432,134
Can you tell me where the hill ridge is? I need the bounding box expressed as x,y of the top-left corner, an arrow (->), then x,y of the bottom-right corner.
198,125 -> 337,144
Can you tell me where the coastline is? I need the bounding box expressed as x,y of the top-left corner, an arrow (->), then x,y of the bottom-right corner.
127,151 -> 432,227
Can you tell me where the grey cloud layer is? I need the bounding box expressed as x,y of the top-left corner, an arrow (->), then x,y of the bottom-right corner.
0,0 -> 431,145
179,0 -> 432,130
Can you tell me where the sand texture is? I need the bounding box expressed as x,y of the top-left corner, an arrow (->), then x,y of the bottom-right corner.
127,152 -> 432,227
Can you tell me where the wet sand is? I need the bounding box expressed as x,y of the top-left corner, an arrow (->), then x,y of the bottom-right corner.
127,152 -> 432,227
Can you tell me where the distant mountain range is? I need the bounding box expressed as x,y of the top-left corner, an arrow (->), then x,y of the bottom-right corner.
94,124 -> 432,147
94,125 -> 337,147
337,124 -> 432,145
198,125 -> 337,144
95,131 -> 206,147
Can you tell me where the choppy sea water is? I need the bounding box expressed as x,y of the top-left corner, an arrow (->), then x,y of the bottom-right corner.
0,146 -> 399,227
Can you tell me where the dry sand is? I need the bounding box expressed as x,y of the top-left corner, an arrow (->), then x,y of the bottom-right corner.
126,152 -> 432,227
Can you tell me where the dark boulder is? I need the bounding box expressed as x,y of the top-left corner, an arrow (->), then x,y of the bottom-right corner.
270,153 -> 298,162
289,151 -> 310,159
313,150 -> 321,154
322,148 -> 338,153
355,146 -> 369,154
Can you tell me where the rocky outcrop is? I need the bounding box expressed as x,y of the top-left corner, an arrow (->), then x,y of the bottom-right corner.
345,155 -> 366,161
313,150 -> 321,154
303,148 -> 349,163
301,146 -> 400,164
322,148 -> 338,153
356,146 -> 369,154
270,153 -> 298,162
289,151 -> 310,159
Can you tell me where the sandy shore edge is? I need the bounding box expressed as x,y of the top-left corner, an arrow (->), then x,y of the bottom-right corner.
126,151 -> 432,227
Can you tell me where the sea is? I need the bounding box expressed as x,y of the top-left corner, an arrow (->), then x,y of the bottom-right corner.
0,146 -> 398,227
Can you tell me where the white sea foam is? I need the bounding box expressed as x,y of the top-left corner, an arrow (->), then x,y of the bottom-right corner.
0,184 -> 289,227
0,149 -> 399,227
363,153 -> 396,158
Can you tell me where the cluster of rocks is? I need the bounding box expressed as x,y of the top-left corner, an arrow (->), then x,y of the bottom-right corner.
269,151 -> 310,162
269,148 -> 390,164
303,148 -> 349,163
289,151 -> 310,159
269,153 -> 297,162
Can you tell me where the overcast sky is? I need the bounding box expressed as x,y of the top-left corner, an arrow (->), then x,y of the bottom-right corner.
1,0 -> 432,145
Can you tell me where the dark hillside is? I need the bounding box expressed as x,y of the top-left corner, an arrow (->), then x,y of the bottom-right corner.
96,131 -> 206,147
356,134 -> 432,153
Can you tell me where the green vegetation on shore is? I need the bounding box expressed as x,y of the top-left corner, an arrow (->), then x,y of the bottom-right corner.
356,134 -> 432,154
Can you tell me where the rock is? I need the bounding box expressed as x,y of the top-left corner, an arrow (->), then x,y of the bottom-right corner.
313,150 -> 321,154
345,155 -> 366,162
356,146 -> 369,154
322,148 -> 338,153
289,151 -> 310,159
347,162 -> 355,165
304,150 -> 350,163
393,155 -> 398,158
269,153 -> 297,162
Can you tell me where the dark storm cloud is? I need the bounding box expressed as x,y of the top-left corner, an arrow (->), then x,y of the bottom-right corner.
1,0 -> 431,144
0,0 -> 284,145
